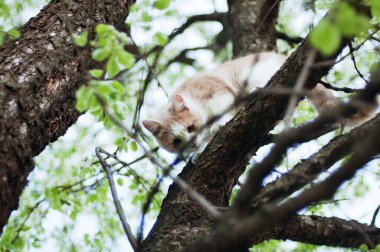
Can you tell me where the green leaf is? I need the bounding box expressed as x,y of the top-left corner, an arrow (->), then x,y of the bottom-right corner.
336,3 -> 369,36
8,29 -> 20,39
375,244 -> 380,252
153,32 -> 168,46
46,188 -> 62,211
96,24 -> 109,35
87,194 -> 98,203
92,48 -> 110,62
89,69 -> 104,78
153,0 -> 170,10
141,12 -> 151,22
310,20 -> 341,56
73,31 -> 88,47
118,50 -> 135,69
111,81 -> 125,94
117,178 -> 124,186
130,141 -> 138,151
106,55 -> 121,78
76,87 -> 94,112
96,83 -> 113,96
368,0 -> 380,19
359,243 -> 368,252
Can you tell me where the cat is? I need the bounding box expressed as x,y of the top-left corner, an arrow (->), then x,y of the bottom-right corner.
142,52 -> 374,160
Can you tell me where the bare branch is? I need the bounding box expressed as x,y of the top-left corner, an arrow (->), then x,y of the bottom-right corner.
275,30 -> 304,44
371,204 -> 380,226
95,147 -> 138,251
348,42 -> 370,84
283,49 -> 316,125
250,113 -> 380,213
319,80 -> 360,93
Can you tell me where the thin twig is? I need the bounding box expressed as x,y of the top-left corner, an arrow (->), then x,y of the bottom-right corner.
137,176 -> 164,245
11,199 -> 46,244
319,80 -> 360,93
283,49 -> 317,126
371,204 -> 380,226
95,147 -> 138,251
348,42 -> 369,84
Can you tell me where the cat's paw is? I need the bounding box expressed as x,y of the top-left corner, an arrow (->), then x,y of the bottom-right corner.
210,122 -> 223,135
191,153 -> 200,164
210,113 -> 234,135
190,141 -> 208,164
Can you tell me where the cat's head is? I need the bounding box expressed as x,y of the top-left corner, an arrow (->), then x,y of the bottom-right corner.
142,95 -> 203,153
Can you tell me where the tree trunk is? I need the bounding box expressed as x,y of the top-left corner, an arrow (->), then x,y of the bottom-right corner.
228,0 -> 280,57
0,0 -> 135,233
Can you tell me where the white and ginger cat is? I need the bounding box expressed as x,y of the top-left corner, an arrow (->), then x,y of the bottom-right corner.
142,52 -> 374,159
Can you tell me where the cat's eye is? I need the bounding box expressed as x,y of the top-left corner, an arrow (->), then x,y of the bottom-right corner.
172,138 -> 182,146
187,125 -> 195,133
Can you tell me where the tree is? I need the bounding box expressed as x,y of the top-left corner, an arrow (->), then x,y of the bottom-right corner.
0,0 -> 380,251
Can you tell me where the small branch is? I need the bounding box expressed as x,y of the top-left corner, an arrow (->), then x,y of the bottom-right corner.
371,204 -> 380,226
137,176 -> 164,245
319,80 -> 360,93
11,199 -> 46,244
147,12 -> 228,56
369,35 -> 380,43
348,42 -> 369,84
283,49 -> 316,125
249,114 -> 380,213
56,147 -> 158,192
305,198 -> 348,212
275,30 -> 304,44
171,174 -> 221,217
95,147 -> 138,251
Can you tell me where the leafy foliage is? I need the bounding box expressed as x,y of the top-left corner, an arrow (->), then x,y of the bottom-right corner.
310,2 -> 370,56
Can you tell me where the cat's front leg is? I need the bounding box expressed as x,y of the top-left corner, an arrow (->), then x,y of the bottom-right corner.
191,128 -> 212,164
210,112 -> 234,136
191,141 -> 208,164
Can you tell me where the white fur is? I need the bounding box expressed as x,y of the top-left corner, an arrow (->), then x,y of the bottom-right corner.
207,92 -> 235,116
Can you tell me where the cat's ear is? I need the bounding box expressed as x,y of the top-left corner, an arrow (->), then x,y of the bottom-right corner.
142,120 -> 162,135
173,95 -> 188,112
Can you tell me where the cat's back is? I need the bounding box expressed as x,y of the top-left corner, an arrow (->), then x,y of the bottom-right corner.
174,72 -> 237,101
214,52 -> 287,89
172,52 -> 286,101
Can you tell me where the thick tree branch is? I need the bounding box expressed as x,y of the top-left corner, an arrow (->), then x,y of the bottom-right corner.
254,215 -> 380,249
0,0 -> 135,233
228,0 -> 282,56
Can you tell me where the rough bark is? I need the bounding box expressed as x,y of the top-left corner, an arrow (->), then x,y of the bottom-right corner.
228,0 -> 281,56
254,215 -> 380,248
0,0 -> 135,232
140,1 -> 373,251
